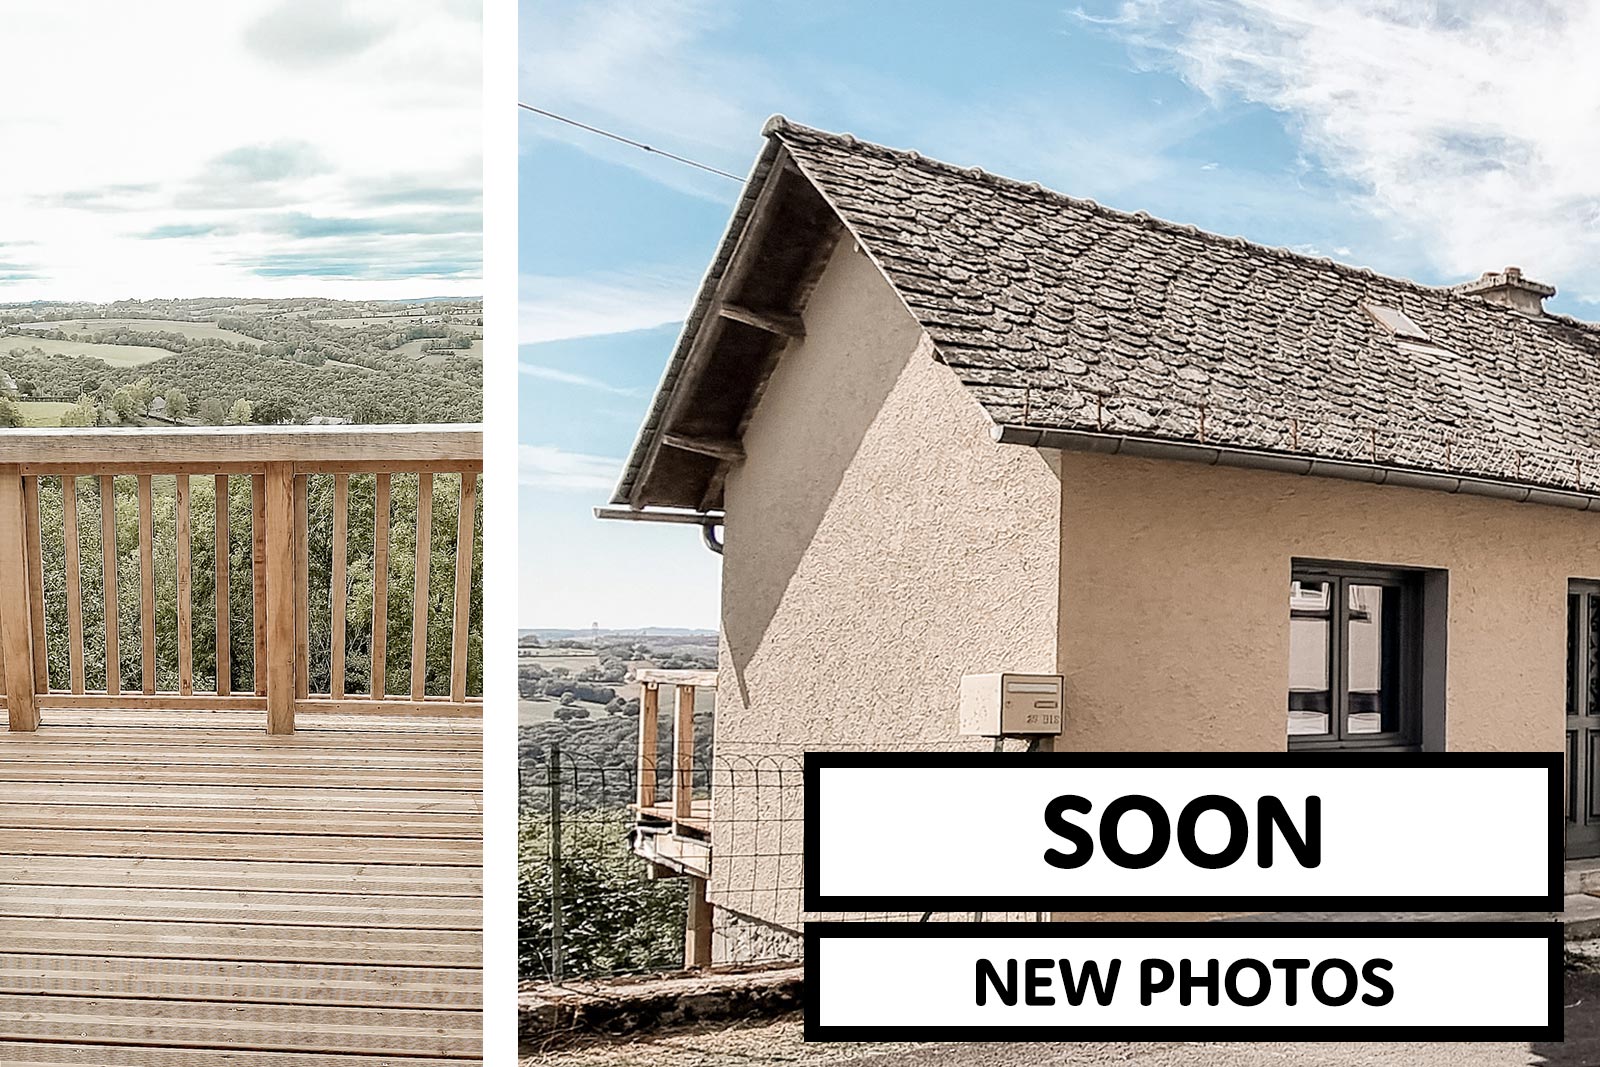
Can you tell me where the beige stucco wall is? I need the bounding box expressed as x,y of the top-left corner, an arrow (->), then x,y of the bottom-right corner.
712,239 -> 1061,930
1059,450 -> 1587,754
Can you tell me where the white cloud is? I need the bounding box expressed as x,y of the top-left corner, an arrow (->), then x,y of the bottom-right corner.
520,271 -> 694,344
1092,0 -> 1600,300
0,0 -> 480,301
521,444 -> 622,492
519,362 -> 642,397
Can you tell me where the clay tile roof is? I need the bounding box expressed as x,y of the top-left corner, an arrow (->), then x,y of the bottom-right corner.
614,118 -> 1600,508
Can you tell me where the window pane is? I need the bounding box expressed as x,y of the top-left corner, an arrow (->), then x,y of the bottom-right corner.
1288,580 -> 1331,736
1571,593 -> 1582,718
1347,583 -> 1401,734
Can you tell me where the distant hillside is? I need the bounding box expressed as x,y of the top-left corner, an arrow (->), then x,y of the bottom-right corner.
0,296 -> 481,426
520,627 -> 716,640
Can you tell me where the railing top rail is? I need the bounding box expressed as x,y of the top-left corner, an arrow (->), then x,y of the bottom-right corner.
0,423 -> 482,466
635,668 -> 717,687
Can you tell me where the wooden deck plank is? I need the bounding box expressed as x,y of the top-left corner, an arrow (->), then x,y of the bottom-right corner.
0,714 -> 481,1063
2,954 -> 481,1009
0,1043 -> 470,1067
0,995 -> 480,1057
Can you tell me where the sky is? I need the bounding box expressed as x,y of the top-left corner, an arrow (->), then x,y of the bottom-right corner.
519,0 -> 1600,630
0,0 -> 482,303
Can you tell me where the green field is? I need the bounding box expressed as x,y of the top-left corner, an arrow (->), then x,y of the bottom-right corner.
393,338 -> 483,364
19,318 -> 258,346
15,400 -> 74,427
3,335 -> 171,367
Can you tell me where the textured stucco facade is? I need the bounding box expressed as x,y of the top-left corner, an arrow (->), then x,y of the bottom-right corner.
711,239 -> 1061,934
1058,450 -> 1585,754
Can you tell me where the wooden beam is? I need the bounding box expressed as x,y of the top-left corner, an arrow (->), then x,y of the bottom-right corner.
684,875 -> 713,969
0,466 -> 38,731
0,424 -> 482,467
717,302 -> 804,338
672,684 -> 695,826
371,474 -> 391,700
637,683 -> 659,808
100,476 -> 119,697
137,474 -> 154,696
251,474 -> 265,696
448,473 -> 475,704
635,668 -> 718,687
62,476 -> 83,695
410,473 -> 432,701
293,475 -> 308,702
175,473 -> 192,697
263,464 -> 295,735
330,473 -> 348,700
660,433 -> 745,464
21,476 -> 45,695
214,474 -> 230,696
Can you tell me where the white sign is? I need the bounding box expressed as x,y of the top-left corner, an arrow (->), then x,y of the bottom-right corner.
807,922 -> 1558,1040
806,753 -> 1559,910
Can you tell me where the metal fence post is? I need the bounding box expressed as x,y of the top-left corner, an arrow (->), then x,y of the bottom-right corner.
547,741 -> 564,981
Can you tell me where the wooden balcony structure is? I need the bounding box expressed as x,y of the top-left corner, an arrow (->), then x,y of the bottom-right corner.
0,426 -> 483,1064
630,667 -> 716,967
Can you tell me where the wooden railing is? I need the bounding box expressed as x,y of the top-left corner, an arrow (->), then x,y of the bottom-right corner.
0,425 -> 482,734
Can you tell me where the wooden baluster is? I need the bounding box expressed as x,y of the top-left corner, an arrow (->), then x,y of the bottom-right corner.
410,473 -> 432,701
329,473 -> 348,699
100,476 -> 119,697
263,463 -> 294,734
371,474 -> 390,700
449,473 -> 475,704
175,474 -> 192,697
214,475 -> 229,695
251,473 -> 266,695
0,466 -> 39,731
62,476 -> 84,694
673,684 -> 695,826
137,474 -> 154,695
21,475 -> 45,694
293,475 -> 309,701
638,683 -> 659,809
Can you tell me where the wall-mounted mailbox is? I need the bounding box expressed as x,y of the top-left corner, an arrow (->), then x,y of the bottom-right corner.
958,673 -> 1065,737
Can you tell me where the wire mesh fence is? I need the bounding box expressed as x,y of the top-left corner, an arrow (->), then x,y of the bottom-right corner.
519,739 -> 1047,983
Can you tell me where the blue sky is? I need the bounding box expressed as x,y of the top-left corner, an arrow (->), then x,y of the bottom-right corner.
520,0 -> 1600,629
0,0 -> 481,301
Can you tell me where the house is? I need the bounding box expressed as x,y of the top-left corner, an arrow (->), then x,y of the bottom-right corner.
601,117 -> 1600,958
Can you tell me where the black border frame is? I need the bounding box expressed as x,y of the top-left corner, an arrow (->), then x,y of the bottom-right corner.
803,919 -> 1563,1042
803,751 -> 1563,913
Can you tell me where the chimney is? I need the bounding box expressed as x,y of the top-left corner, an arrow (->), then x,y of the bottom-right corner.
1449,266 -> 1555,315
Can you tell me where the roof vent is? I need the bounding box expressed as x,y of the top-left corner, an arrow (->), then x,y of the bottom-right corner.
1449,266 -> 1554,315
1361,301 -> 1430,341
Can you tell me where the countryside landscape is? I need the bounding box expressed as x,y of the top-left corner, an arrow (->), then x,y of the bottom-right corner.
0,296 -> 483,427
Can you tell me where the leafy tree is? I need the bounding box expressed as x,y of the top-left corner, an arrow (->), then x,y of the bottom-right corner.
226,398 -> 253,424
253,397 -> 292,425
198,397 -> 227,425
164,387 -> 189,419
58,394 -> 98,427
0,396 -> 22,428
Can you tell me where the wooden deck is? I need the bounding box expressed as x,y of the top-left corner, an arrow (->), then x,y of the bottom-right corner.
0,708 -> 482,1065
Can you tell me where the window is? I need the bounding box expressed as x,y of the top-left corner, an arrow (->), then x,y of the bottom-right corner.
1288,563 -> 1423,749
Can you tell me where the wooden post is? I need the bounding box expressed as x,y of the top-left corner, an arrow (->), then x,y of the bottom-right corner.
22,476 -> 45,694
214,474 -> 230,695
673,683 -> 695,825
330,473 -> 348,699
100,476 -> 119,697
685,875 -> 713,969
448,473 -> 475,703
410,472 -> 432,700
371,474 -> 390,700
251,473 -> 266,696
263,464 -> 295,734
638,682 -> 659,809
175,474 -> 192,697
293,475 -> 309,701
62,476 -> 83,694
0,466 -> 38,731
137,474 -> 154,695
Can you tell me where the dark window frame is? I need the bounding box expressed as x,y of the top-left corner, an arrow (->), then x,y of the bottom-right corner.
1289,561 -> 1425,752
